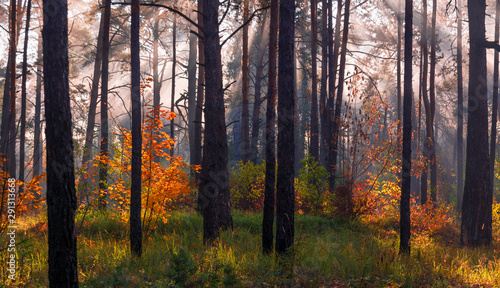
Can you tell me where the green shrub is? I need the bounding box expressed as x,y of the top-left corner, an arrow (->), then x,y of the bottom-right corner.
295,154 -> 330,216
230,161 -> 265,211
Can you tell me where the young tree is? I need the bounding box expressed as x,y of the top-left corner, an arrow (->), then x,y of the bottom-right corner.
276,0 -> 295,255
400,0 -> 413,255
461,0 -> 491,247
319,0 -> 328,166
170,14 -> 177,157
188,12 -> 198,167
43,0 -> 79,283
428,0 -> 437,202
241,0 -> 251,163
420,0 -> 429,205
194,0 -> 205,181
262,0 -> 278,254
34,22 -> 43,178
130,0 -> 143,257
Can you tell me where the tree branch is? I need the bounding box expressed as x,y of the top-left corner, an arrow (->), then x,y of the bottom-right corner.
220,6 -> 270,47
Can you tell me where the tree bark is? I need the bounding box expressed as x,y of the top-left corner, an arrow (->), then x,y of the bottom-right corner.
420,0 -> 429,205
461,0 -> 491,247
241,0 -> 251,163
429,0 -> 437,203
188,12 -> 198,167
456,0 -> 464,212
19,0 -> 32,195
400,0 -> 413,255
276,0 -> 295,255
194,0 -> 204,182
319,0 -> 328,166
34,21 -> 43,178
130,0 -> 142,257
200,0 -> 233,243
262,0 -> 278,254
99,0 -> 111,209
310,0 -> 319,160
170,14 -> 177,157
43,0 -> 79,283
397,0 -> 402,143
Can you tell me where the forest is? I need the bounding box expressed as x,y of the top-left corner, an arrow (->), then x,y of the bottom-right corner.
1,0 -> 500,286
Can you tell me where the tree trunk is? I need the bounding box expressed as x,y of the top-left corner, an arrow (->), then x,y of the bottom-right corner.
43,0 -> 79,283
98,0 -> 111,209
329,0 -> 347,191
310,0 -> 319,160
188,12 -> 197,167
130,0 -> 142,257
400,0 -> 413,255
420,0 -> 429,205
200,0 -> 232,243
250,15 -> 268,164
456,0 -> 464,212
276,0 -> 295,255
194,0 -> 205,186
241,0 -> 251,163
81,15 -> 104,170
19,0 -> 32,195
319,0 -> 328,166
397,0 -> 402,143
429,0 -> 437,203
489,0 -> 500,212
461,0 -> 491,247
262,0 -> 278,254
153,16 -> 160,118
34,22 -> 43,178
170,15 -> 177,157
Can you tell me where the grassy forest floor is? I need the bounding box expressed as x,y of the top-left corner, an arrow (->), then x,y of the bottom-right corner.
1,209 -> 500,287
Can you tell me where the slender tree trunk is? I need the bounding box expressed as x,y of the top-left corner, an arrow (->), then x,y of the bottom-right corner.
200,0 -> 232,243
310,0 -> 319,160
241,0 -> 251,163
251,16 -> 268,164
420,0 -> 429,205
457,0 -> 464,212
81,16 -> 104,170
262,0 -> 278,254
43,0 -> 78,283
194,0 -> 205,182
188,12 -> 197,167
397,0 -> 402,143
400,0 -> 413,255
276,0 -> 295,255
170,15 -> 177,157
429,0 -> 437,203
153,16 -> 160,118
319,0 -> 328,166
98,0 -> 111,209
329,0 -> 348,191
461,0 -> 491,247
34,24 -> 43,178
489,0 -> 500,211
19,0 -> 32,195
130,0 -> 142,257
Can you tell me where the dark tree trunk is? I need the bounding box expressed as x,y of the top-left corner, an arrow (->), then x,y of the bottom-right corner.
34,24 -> 43,178
130,0 -> 142,257
328,0 -> 348,191
98,0 -> 111,209
461,0 -> 492,247
489,0 -> 500,211
81,15 -> 104,170
194,0 -> 204,182
420,0 -> 429,205
241,0 -> 251,163
400,0 -> 413,255
43,0 -> 79,283
19,0 -> 32,195
153,16 -> 160,118
276,0 -> 295,255
1,0 -> 17,179
319,0 -> 328,166
250,16 -> 268,164
310,0 -> 319,160
457,0 -> 464,212
429,0 -> 437,203
200,0 -> 232,243
262,0 -> 278,254
397,0 -> 402,142
170,15 -> 177,157
188,12 -> 197,167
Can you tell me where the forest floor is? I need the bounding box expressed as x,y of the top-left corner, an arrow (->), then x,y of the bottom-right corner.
2,209 -> 500,287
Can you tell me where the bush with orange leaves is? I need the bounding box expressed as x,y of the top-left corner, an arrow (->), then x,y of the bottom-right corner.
93,108 -> 198,234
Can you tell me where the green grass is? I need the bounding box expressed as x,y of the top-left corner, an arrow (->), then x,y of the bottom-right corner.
2,209 -> 500,287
